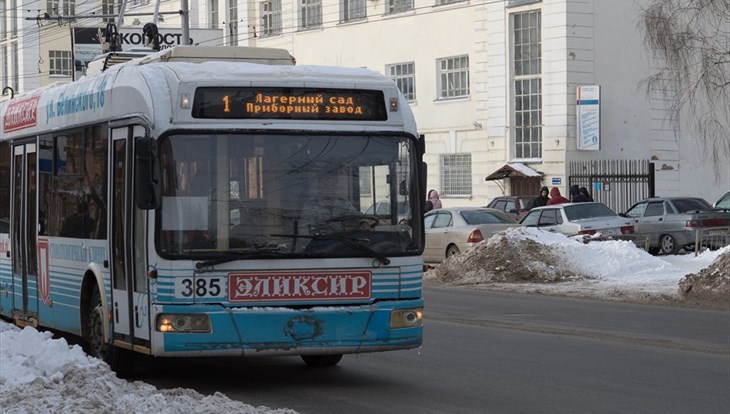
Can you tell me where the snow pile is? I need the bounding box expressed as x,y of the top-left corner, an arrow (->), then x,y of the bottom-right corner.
0,325 -> 298,414
426,227 -> 729,307
678,250 -> 730,310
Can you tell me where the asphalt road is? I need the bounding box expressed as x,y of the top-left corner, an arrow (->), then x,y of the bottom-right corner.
134,286 -> 730,414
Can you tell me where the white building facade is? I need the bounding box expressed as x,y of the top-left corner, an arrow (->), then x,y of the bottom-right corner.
3,0 -> 728,211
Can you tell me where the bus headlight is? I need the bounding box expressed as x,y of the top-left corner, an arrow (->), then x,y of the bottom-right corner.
156,314 -> 211,333
390,308 -> 423,329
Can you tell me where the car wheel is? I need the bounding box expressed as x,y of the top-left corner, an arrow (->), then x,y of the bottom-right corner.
659,234 -> 678,255
301,354 -> 343,367
446,245 -> 460,259
647,247 -> 660,255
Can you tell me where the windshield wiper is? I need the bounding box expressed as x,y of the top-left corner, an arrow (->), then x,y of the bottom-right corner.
195,250 -> 286,270
271,233 -> 391,266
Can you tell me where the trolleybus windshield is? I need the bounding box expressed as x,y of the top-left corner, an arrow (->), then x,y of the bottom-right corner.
156,133 -> 420,259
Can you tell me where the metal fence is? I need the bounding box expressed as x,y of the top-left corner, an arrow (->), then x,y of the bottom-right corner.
568,160 -> 655,214
694,227 -> 730,256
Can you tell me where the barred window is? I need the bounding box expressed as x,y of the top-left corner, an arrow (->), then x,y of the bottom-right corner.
387,0 -> 412,14
440,153 -> 472,197
342,0 -> 365,22
261,0 -> 282,36
386,62 -> 416,101
512,10 -> 542,159
437,55 -> 469,98
300,0 -> 322,29
49,50 -> 72,76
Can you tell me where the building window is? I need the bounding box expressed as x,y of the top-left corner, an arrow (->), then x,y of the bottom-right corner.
342,0 -> 365,22
436,0 -> 466,5
10,0 -> 17,37
512,10 -> 542,159
386,62 -> 416,101
11,42 -> 18,90
209,0 -> 219,29
228,0 -> 238,45
63,0 -> 75,16
101,0 -> 119,23
2,46 -> 8,90
437,55 -> 469,99
49,50 -> 73,76
261,0 -> 282,36
359,167 -> 372,196
47,0 -> 75,17
0,0 -> 6,40
440,153 -> 472,197
387,0 -> 412,14
300,0 -> 322,29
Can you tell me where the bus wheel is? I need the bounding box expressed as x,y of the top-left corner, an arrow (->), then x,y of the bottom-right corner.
301,354 -> 343,367
87,286 -> 134,376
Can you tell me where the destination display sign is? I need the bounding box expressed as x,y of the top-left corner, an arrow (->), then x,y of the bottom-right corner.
192,87 -> 387,121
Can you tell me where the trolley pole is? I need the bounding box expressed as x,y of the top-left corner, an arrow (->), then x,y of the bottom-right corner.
181,0 -> 190,45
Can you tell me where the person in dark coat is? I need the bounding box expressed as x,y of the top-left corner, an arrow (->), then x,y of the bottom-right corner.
579,187 -> 594,202
425,200 -> 434,213
569,184 -> 587,202
526,186 -> 550,210
546,187 -> 570,205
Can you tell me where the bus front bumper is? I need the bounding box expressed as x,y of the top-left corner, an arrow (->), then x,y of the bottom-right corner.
149,299 -> 423,357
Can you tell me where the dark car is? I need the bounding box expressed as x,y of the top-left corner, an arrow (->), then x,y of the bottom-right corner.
622,197 -> 730,255
484,196 -> 535,221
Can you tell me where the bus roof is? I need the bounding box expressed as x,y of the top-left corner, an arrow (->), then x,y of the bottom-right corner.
1,48 -> 417,139
86,45 -> 296,76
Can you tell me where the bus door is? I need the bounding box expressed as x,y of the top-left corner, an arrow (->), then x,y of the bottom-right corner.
11,142 -> 38,320
110,126 -> 150,350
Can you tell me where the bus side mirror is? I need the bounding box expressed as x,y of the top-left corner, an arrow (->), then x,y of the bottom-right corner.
135,136 -> 161,210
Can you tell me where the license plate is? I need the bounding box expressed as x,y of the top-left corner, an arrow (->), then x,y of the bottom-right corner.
602,228 -> 618,235
228,270 -> 372,302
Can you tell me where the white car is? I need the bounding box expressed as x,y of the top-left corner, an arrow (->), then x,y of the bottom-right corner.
423,207 -> 520,263
520,202 -> 634,237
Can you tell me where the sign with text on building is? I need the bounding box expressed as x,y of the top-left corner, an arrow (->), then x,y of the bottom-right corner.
577,85 -> 600,151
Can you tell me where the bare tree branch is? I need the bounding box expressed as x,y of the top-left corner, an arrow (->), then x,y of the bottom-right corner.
639,0 -> 730,179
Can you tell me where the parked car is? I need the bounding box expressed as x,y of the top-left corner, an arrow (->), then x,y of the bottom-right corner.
484,196 -> 535,221
520,202 -> 635,238
621,197 -> 730,255
423,207 -> 520,263
713,191 -> 730,210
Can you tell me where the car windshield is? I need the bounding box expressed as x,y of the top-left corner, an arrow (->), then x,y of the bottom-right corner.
156,132 -> 421,259
563,203 -> 616,221
460,210 -> 516,224
672,198 -> 711,213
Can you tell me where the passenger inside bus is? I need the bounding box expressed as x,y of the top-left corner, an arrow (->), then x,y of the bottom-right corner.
60,201 -> 95,238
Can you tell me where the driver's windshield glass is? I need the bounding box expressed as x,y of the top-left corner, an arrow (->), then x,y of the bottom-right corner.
156,133 -> 421,259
